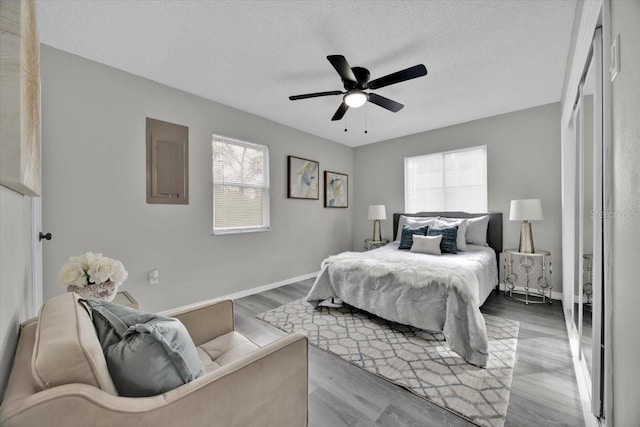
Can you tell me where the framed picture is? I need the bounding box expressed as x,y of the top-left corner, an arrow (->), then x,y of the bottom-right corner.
288,155 -> 319,200
324,171 -> 348,208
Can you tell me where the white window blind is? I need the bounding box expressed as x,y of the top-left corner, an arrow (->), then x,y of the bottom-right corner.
212,135 -> 270,234
405,145 -> 487,213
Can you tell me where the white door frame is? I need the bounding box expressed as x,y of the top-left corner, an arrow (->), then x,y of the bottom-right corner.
30,195 -> 43,316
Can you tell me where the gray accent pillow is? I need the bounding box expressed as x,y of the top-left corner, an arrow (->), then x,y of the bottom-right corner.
464,215 -> 490,246
399,224 -> 429,250
427,226 -> 458,254
82,299 -> 205,397
434,218 -> 468,251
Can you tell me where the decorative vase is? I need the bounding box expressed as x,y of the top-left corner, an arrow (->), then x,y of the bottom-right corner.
67,280 -> 118,302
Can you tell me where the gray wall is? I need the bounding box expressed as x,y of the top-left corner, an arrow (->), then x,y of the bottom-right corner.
611,0 -> 640,424
40,46 -> 353,312
352,103 -> 562,292
0,187 -> 34,400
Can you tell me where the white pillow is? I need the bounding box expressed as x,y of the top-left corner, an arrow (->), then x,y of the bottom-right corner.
465,215 -> 490,246
395,216 -> 439,241
410,234 -> 442,255
434,218 -> 468,251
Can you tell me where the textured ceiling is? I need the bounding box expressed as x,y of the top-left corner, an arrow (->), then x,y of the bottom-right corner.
36,0 -> 576,147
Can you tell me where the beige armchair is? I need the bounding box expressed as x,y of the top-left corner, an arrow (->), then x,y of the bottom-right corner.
0,293 -> 308,426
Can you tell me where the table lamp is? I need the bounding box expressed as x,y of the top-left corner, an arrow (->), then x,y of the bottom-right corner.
368,205 -> 387,241
509,199 -> 544,253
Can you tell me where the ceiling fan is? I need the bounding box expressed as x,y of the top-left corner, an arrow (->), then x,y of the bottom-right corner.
289,55 -> 427,121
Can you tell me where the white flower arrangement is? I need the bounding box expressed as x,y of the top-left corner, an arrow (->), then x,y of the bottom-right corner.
58,252 -> 128,288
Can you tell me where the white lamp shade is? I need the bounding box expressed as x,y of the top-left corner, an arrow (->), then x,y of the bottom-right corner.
509,199 -> 544,221
368,205 -> 387,220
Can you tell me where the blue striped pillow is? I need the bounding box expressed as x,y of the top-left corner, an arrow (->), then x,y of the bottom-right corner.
426,226 -> 458,254
398,225 -> 429,250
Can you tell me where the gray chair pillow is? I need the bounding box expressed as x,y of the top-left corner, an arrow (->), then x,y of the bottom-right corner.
82,299 -> 205,397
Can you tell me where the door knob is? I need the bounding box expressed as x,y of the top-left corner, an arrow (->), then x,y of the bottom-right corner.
39,232 -> 52,241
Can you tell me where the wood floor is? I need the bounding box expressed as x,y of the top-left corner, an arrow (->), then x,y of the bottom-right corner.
234,279 -> 584,427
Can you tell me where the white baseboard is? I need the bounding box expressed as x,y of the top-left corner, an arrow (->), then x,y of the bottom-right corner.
162,272 -> 319,316
224,271 -> 319,301
498,282 -> 563,301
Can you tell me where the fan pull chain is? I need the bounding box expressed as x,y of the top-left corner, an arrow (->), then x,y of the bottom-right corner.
364,104 -> 368,134
344,114 -> 348,132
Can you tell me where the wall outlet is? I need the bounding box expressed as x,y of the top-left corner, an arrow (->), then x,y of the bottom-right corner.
149,269 -> 159,285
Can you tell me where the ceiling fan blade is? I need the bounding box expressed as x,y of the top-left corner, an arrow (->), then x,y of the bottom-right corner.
327,55 -> 357,83
289,91 -> 343,101
331,102 -> 349,121
367,64 -> 427,90
367,93 -> 404,112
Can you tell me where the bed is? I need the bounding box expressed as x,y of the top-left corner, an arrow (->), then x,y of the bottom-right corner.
306,211 -> 502,367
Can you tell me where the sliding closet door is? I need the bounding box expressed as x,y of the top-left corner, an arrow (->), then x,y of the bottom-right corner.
574,92 -> 584,347
575,29 -> 604,419
566,27 -> 605,421
562,104 -> 578,333
562,2 -> 611,422
590,28 -> 604,418
576,88 -> 584,352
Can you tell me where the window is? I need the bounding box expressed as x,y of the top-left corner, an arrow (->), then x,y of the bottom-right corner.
405,145 -> 487,213
212,135 -> 269,234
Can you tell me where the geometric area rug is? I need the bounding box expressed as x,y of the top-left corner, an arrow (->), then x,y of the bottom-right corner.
257,298 -> 519,427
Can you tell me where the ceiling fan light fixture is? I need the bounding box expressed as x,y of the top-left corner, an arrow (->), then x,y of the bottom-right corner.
344,90 -> 368,108
288,55 -> 426,121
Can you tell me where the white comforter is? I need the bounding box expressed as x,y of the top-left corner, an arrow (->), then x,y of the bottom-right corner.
306,242 -> 499,367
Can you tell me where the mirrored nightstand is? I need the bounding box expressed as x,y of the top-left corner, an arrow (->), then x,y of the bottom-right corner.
503,249 -> 552,304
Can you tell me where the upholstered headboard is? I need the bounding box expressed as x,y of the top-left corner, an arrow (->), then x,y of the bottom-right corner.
393,212 -> 503,261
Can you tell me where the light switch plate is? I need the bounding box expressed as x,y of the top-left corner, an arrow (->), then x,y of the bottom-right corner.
610,34 -> 620,82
